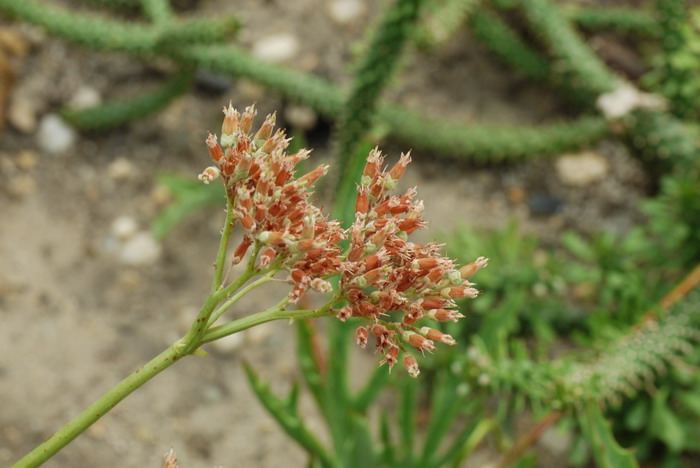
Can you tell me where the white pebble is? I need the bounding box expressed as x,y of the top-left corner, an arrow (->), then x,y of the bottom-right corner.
68,86 -> 102,110
555,151 -> 609,187
107,157 -> 136,181
284,105 -> 318,130
36,114 -> 76,154
252,33 -> 300,63
118,232 -> 162,265
328,0 -> 365,24
111,216 -> 139,240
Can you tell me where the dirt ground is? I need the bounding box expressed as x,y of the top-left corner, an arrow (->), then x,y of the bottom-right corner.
0,1 -> 649,467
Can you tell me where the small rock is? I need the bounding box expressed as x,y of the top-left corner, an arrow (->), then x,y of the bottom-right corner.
555,151 -> 609,187
328,0 -> 365,24
36,114 -> 76,154
14,150 -> 38,170
117,232 -> 162,265
195,69 -> 233,95
150,184 -> 172,207
7,174 -> 37,198
235,79 -> 266,101
507,186 -> 526,204
539,425 -> 573,456
284,105 -> 318,130
252,33 -> 300,63
210,332 -> 245,354
111,216 -> 139,240
8,97 -> 38,133
528,194 -> 564,216
107,157 -> 136,181
68,86 -> 101,110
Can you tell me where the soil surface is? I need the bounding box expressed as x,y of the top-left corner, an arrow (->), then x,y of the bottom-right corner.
0,1 -> 649,467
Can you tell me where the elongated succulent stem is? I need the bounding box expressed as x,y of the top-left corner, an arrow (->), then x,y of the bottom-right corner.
0,0 -> 605,162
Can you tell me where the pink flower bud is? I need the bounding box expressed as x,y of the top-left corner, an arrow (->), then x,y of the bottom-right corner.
459,257 -> 489,279
206,133 -> 223,163
403,355 -> 420,378
240,104 -> 256,134
425,309 -> 464,322
337,306 -> 352,322
231,235 -> 253,265
380,345 -> 399,370
356,327 -> 369,348
198,166 -> 220,184
254,112 -> 276,142
404,331 -> 435,353
259,247 -> 276,267
420,327 -> 456,345
387,151 -> 411,183
441,286 -> 479,299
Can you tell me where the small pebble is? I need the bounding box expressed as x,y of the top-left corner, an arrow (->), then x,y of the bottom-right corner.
8,97 -> 37,133
328,0 -> 365,24
539,426 -> 573,456
252,33 -> 300,63
284,105 -> 318,130
528,194 -> 564,216
111,216 -> 139,240
195,69 -> 233,95
36,114 -> 76,154
68,86 -> 101,110
107,157 -> 136,181
14,150 -> 38,170
117,232 -> 162,265
555,151 -> 609,187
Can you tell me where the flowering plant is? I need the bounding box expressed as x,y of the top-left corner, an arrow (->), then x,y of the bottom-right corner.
13,104 -> 485,467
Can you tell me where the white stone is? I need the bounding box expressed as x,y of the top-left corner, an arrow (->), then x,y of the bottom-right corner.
252,33 -> 300,63
555,151 -> 609,187
328,0 -> 365,24
117,232 -> 162,265
36,114 -> 76,154
284,105 -> 318,130
111,216 -> 139,240
68,86 -> 102,110
596,85 -> 666,119
107,157 -> 136,181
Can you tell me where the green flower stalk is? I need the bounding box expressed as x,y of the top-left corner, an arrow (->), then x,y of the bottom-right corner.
12,104 -> 486,467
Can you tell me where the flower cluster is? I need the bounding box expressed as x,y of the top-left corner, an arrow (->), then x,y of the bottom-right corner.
337,148 -> 488,377
200,104 -> 345,302
199,104 -> 487,378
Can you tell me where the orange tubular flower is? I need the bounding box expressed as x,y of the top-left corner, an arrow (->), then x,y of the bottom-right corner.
198,104 -> 487,377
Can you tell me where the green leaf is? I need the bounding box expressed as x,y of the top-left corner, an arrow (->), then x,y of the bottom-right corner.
562,231 -> 595,262
578,401 -> 639,468
151,173 -> 224,239
650,388 -> 686,452
352,361 -> 392,414
296,320 -> 326,413
243,362 -> 339,468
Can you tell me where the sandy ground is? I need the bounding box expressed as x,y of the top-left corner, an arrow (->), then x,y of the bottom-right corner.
0,1 -> 649,466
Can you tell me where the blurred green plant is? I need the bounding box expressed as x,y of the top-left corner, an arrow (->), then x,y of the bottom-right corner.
245,319 -> 496,468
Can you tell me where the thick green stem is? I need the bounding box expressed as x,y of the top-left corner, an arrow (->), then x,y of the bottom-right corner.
202,299 -> 336,344
12,346 -> 180,468
14,300 -> 338,467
